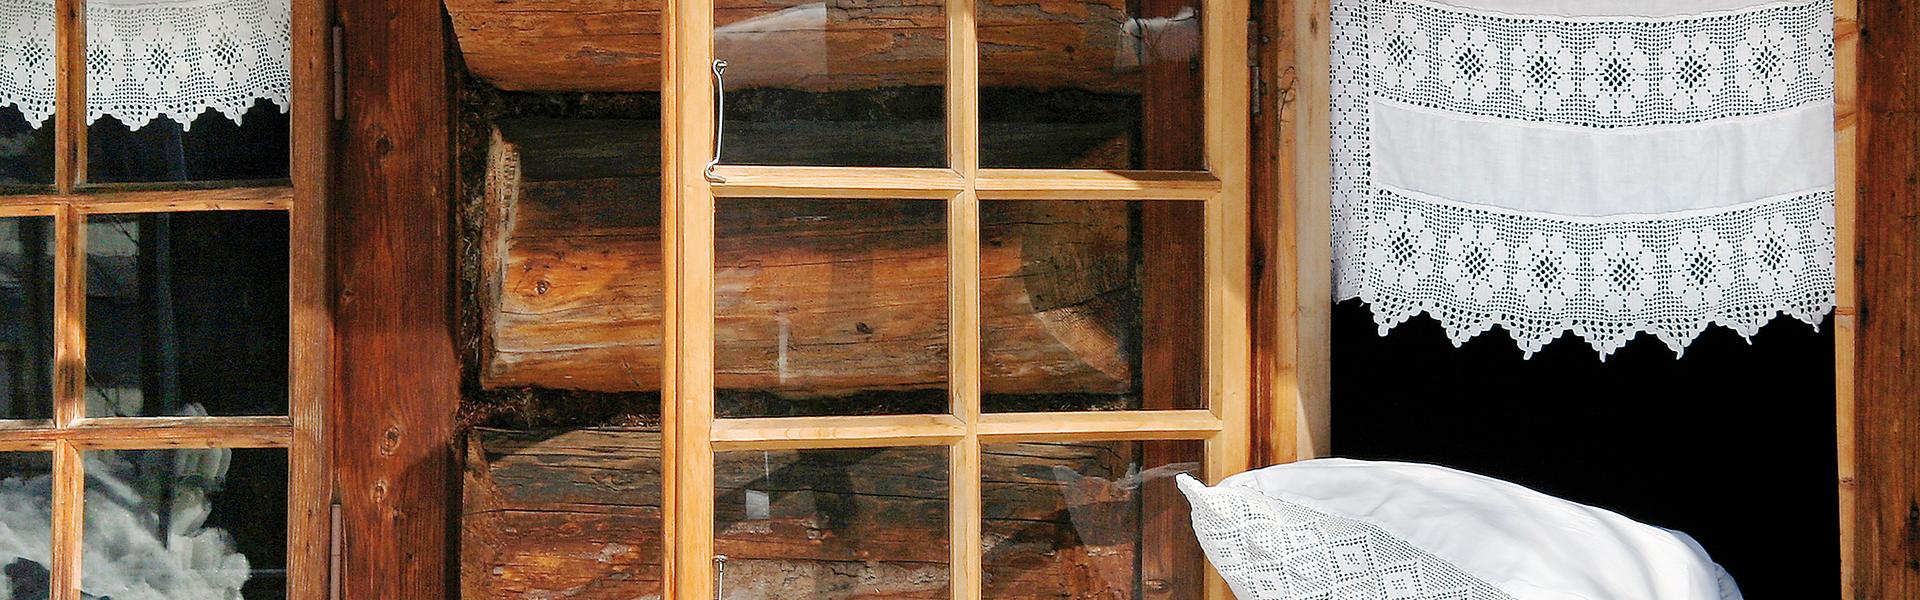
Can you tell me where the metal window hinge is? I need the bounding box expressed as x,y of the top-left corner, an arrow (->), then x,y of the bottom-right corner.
331,25 -> 345,122
329,501 -> 344,600
1249,19 -> 1266,114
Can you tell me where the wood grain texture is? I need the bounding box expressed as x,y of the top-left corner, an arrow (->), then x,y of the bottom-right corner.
480,120 -> 1144,398
445,0 -> 1145,93
1833,0 -> 1859,595
463,428 -> 1182,600
1854,0 -> 1920,597
331,0 -> 458,597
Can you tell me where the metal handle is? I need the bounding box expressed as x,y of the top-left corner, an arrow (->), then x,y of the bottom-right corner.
705,59 -> 729,183
713,554 -> 729,599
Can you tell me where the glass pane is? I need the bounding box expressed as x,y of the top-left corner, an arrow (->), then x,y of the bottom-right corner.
716,446 -> 949,598
86,0 -> 292,184
85,211 -> 289,418
0,108 -> 55,187
0,216 -> 53,421
715,198 -> 948,418
982,440 -> 1203,599
981,200 -> 1203,412
978,0 -> 1204,170
0,3 -> 55,187
713,0 -> 945,167
82,448 -> 287,600
0,452 -> 54,599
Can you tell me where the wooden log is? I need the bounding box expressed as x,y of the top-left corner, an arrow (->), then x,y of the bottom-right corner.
480,118 -> 1141,397
445,0 -> 1152,93
462,428 -> 1186,599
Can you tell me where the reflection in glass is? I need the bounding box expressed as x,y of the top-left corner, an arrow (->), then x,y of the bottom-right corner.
85,211 -> 289,418
0,452 -> 54,599
0,107 -> 55,186
0,217 -> 54,421
714,198 -> 949,418
978,0 -> 1204,169
981,200 -> 1204,412
88,101 -> 291,184
714,0 -> 946,167
715,446 -> 949,599
982,440 -> 1202,599
82,448 -> 287,600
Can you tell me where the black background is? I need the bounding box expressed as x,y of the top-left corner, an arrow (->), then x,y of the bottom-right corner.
1331,301 -> 1839,598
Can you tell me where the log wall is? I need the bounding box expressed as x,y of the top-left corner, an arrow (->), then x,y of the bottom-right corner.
445,0 -> 1149,93
462,428 -> 1191,599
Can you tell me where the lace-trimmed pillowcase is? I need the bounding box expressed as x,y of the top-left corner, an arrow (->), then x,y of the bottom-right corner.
1176,459 -> 1742,600
1331,0 -> 1837,358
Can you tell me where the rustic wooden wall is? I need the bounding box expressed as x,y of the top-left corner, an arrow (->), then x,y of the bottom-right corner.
332,0 -> 458,598
1854,0 -> 1920,596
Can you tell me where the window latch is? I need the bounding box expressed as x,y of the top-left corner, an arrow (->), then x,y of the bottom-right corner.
706,59 -> 728,183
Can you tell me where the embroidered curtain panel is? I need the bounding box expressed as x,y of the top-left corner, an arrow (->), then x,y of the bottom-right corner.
1332,0 -> 1836,357
0,0 -> 290,130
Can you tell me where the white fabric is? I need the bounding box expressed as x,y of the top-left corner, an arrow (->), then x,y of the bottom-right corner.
0,0 -> 290,131
1332,0 -> 1837,357
1177,459 -> 1743,600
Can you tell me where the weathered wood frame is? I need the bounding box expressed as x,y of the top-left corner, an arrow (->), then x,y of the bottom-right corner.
0,0 -> 332,596
661,0 -> 1253,597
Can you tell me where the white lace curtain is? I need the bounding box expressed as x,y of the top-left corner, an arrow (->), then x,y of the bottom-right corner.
1332,0 -> 1837,357
0,0 -> 290,131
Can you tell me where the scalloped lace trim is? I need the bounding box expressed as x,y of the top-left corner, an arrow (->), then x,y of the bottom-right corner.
1335,187 -> 1836,358
0,0 -> 290,131
1332,0 -> 1837,357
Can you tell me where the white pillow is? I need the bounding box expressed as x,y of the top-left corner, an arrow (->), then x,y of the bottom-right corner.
1177,459 -> 1741,600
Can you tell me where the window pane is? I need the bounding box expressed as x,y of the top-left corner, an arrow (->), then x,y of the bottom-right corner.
982,440 -> 1202,599
715,446 -> 949,598
981,200 -> 1204,412
715,198 -> 948,418
82,448 -> 287,600
86,0 -> 292,184
0,108 -> 55,187
85,211 -> 289,418
0,216 -> 53,421
0,452 -> 54,599
0,3 -> 55,187
978,0 -> 1204,170
713,0 -> 945,167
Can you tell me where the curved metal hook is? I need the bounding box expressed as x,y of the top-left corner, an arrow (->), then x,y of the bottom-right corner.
705,59 -> 729,183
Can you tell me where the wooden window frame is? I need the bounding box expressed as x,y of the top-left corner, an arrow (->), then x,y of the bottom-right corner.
1257,0 -> 1866,596
660,0 -> 1253,597
0,0 -> 332,596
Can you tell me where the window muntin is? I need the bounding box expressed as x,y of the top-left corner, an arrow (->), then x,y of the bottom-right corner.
0,0 -> 321,596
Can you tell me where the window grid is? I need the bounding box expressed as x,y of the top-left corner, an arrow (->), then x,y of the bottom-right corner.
0,0 -> 330,596
665,0 -> 1252,597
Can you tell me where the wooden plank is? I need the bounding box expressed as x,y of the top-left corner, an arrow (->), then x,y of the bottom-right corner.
53,206 -> 82,426
287,0 -> 333,594
0,418 -> 296,449
53,0 -> 83,194
663,0 -> 718,592
977,410 -> 1221,442
710,414 -> 966,450
975,170 -> 1219,201
331,0 -> 458,597
710,166 -> 964,198
444,0 -> 1143,94
1853,0 -> 1920,597
0,204 -> 58,217
1264,0 -> 1333,464
1833,0 -> 1860,596
49,441 -> 81,600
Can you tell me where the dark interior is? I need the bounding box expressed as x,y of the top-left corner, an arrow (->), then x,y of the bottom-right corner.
1332,301 -> 1839,598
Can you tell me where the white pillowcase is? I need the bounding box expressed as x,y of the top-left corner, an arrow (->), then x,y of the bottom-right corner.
1177,459 -> 1741,600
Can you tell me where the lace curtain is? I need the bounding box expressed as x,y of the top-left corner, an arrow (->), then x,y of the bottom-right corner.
0,0 -> 290,130
1332,0 -> 1837,357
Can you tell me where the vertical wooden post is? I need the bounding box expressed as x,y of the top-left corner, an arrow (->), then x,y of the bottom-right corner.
1853,0 -> 1920,597
1832,0 -> 1861,596
663,0 -> 717,595
330,0 -> 457,597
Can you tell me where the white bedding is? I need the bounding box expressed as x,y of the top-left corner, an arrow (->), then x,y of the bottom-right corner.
1178,458 -> 1741,600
